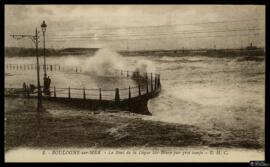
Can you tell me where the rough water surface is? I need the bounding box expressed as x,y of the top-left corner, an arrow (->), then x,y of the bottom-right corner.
5,50 -> 265,151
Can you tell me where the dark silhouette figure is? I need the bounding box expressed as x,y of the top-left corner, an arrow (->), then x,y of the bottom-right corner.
29,84 -> 36,93
22,82 -> 28,96
43,76 -> 51,96
22,82 -> 26,90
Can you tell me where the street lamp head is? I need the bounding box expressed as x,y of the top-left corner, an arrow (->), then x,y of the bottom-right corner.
41,20 -> 47,33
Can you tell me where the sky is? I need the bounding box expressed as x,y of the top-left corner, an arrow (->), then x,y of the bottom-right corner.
5,5 -> 265,50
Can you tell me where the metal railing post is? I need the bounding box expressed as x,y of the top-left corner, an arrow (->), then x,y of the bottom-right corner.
129,86 -> 131,99
99,88 -> 102,101
151,73 -> 153,92
138,84 -> 141,96
83,87 -> 86,99
115,88 -> 120,103
146,80 -> 149,94
54,86 -> 56,98
68,87 -> 71,99
158,74 -> 161,88
154,74 -> 157,90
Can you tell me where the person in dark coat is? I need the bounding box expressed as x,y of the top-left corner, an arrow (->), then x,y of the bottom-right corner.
43,76 -> 48,93
46,76 -> 51,95
47,76 -> 51,88
43,76 -> 51,95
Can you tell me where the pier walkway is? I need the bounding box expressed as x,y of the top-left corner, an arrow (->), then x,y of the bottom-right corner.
5,64 -> 161,115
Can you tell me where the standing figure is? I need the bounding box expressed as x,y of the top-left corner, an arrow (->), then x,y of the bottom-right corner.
47,76 -> 51,95
43,76 -> 51,96
43,76 -> 48,95
22,82 -> 27,96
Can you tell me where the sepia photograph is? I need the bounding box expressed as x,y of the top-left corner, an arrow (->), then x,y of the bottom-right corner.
4,5 -> 266,162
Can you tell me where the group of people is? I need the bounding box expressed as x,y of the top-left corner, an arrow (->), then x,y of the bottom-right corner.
22,75 -> 51,96
22,82 -> 35,96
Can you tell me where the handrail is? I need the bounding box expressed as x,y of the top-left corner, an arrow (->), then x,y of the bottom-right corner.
5,64 -> 161,101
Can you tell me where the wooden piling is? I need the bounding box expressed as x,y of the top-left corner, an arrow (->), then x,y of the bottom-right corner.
50,65 -> 53,71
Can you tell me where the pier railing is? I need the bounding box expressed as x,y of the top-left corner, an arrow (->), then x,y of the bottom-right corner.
4,63 -> 160,80
5,63 -> 82,73
5,64 -> 161,102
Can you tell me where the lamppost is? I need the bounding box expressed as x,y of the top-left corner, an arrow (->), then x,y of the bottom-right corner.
41,21 -> 47,81
10,28 -> 42,111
